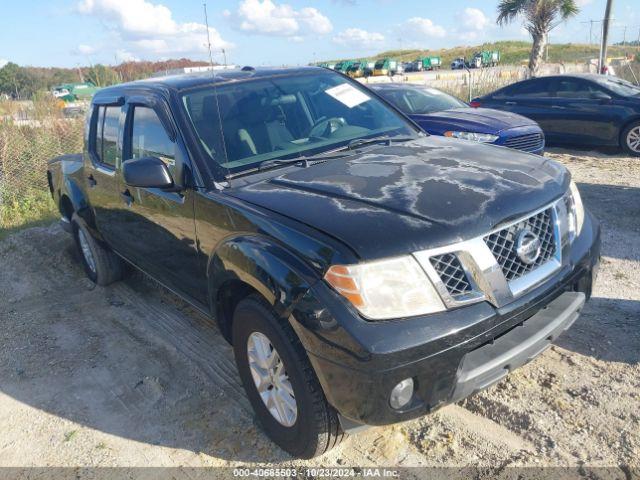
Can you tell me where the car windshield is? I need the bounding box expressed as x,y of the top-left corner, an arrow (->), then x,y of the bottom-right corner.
377,87 -> 468,115
596,77 -> 640,97
181,70 -> 417,176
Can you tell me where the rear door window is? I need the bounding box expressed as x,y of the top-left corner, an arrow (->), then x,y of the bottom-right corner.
93,106 -> 105,163
513,79 -> 553,98
90,105 -> 120,168
100,106 -> 120,167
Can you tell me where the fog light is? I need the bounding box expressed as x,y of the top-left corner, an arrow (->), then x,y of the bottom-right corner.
389,378 -> 414,410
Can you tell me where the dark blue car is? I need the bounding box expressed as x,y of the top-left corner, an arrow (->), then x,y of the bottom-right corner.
370,83 -> 545,155
472,74 -> 640,156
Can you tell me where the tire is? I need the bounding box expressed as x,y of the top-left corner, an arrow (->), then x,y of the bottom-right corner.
232,294 -> 345,458
71,213 -> 126,286
621,121 -> 640,157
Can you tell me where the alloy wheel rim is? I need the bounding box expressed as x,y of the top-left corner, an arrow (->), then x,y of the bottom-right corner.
247,332 -> 297,427
628,126 -> 640,153
77,229 -> 96,274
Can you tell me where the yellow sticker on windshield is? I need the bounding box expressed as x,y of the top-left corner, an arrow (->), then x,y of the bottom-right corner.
325,83 -> 371,108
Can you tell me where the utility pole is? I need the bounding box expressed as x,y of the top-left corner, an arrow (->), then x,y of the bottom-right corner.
580,20 -> 599,46
599,0 -> 614,74
546,32 -> 550,62
622,26 -> 627,45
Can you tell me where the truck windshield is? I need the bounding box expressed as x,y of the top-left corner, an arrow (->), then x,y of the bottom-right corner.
376,87 -> 468,115
181,71 -> 417,176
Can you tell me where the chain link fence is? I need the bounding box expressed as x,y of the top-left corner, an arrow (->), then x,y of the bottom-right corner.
0,99 -> 85,230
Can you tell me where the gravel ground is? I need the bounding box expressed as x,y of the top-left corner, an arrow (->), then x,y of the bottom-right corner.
0,148 -> 638,475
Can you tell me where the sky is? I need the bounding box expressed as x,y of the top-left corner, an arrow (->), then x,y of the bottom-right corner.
0,0 -> 638,69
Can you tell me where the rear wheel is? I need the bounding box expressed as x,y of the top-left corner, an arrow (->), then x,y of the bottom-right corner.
232,294 -> 345,458
72,214 -> 125,286
621,121 -> 640,157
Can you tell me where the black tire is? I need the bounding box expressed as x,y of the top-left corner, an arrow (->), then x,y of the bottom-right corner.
621,121 -> 640,157
71,213 -> 125,286
232,294 -> 345,458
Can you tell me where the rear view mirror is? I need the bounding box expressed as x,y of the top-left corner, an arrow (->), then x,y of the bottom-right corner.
590,91 -> 612,101
123,157 -> 173,189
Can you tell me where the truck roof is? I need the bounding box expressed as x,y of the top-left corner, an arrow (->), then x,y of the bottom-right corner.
93,66 -> 325,97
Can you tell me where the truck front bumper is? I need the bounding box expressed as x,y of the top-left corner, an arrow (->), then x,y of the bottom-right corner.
293,213 -> 600,428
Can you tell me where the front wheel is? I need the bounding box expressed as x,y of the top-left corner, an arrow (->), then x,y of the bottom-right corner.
232,295 -> 345,458
621,121 -> 640,157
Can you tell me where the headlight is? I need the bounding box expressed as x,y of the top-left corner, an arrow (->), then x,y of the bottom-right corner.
567,181 -> 585,240
324,256 -> 445,320
444,131 -> 499,143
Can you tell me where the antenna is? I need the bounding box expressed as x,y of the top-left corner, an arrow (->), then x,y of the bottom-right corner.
203,2 -> 215,69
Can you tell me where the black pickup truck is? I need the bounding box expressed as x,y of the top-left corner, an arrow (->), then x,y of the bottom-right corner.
47,67 -> 600,458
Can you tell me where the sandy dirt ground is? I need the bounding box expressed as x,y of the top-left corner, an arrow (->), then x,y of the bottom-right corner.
0,148 -> 638,474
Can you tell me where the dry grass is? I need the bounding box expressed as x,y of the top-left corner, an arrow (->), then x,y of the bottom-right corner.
0,97 -> 84,234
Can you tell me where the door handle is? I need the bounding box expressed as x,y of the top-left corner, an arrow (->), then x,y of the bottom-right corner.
505,101 -> 517,105
87,175 -> 97,188
120,190 -> 134,207
551,105 -> 564,109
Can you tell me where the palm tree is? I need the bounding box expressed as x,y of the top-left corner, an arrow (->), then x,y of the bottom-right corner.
497,0 -> 579,76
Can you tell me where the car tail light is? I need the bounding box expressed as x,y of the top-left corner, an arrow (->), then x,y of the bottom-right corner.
469,100 -> 481,108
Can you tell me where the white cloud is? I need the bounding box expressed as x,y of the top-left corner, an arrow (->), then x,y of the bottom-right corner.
401,17 -> 447,39
459,8 -> 490,32
333,28 -> 384,48
455,7 -> 490,41
74,44 -> 97,55
77,0 -> 232,59
230,0 -> 332,37
0,59 -> 8,68
116,49 -> 139,62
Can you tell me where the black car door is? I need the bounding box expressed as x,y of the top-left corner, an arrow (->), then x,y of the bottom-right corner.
113,95 -> 202,304
84,100 -> 126,246
486,78 -> 558,135
545,78 -> 622,145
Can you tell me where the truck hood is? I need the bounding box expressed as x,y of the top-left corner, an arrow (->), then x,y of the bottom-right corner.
412,107 -> 537,134
225,136 -> 568,260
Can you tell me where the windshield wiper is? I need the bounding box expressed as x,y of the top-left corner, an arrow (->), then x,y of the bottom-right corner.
258,149 -> 355,171
345,135 -> 415,151
225,150 -> 355,180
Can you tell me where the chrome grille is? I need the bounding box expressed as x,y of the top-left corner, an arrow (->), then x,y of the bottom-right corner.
503,133 -> 544,153
484,208 -> 556,282
430,253 -> 473,297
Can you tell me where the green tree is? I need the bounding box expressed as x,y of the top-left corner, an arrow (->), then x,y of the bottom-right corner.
0,62 -> 38,99
84,64 -> 120,87
497,0 -> 579,76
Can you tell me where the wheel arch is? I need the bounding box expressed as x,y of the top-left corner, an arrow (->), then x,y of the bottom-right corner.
208,234 -> 319,344
62,177 -> 95,227
620,116 -> 640,146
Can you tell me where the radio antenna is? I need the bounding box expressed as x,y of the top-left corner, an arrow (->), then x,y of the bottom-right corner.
203,2 -> 215,69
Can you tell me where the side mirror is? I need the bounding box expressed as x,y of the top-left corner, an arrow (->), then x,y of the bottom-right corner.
122,156 -> 173,189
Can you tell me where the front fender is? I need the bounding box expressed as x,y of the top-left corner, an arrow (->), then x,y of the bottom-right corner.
208,234 -> 320,334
